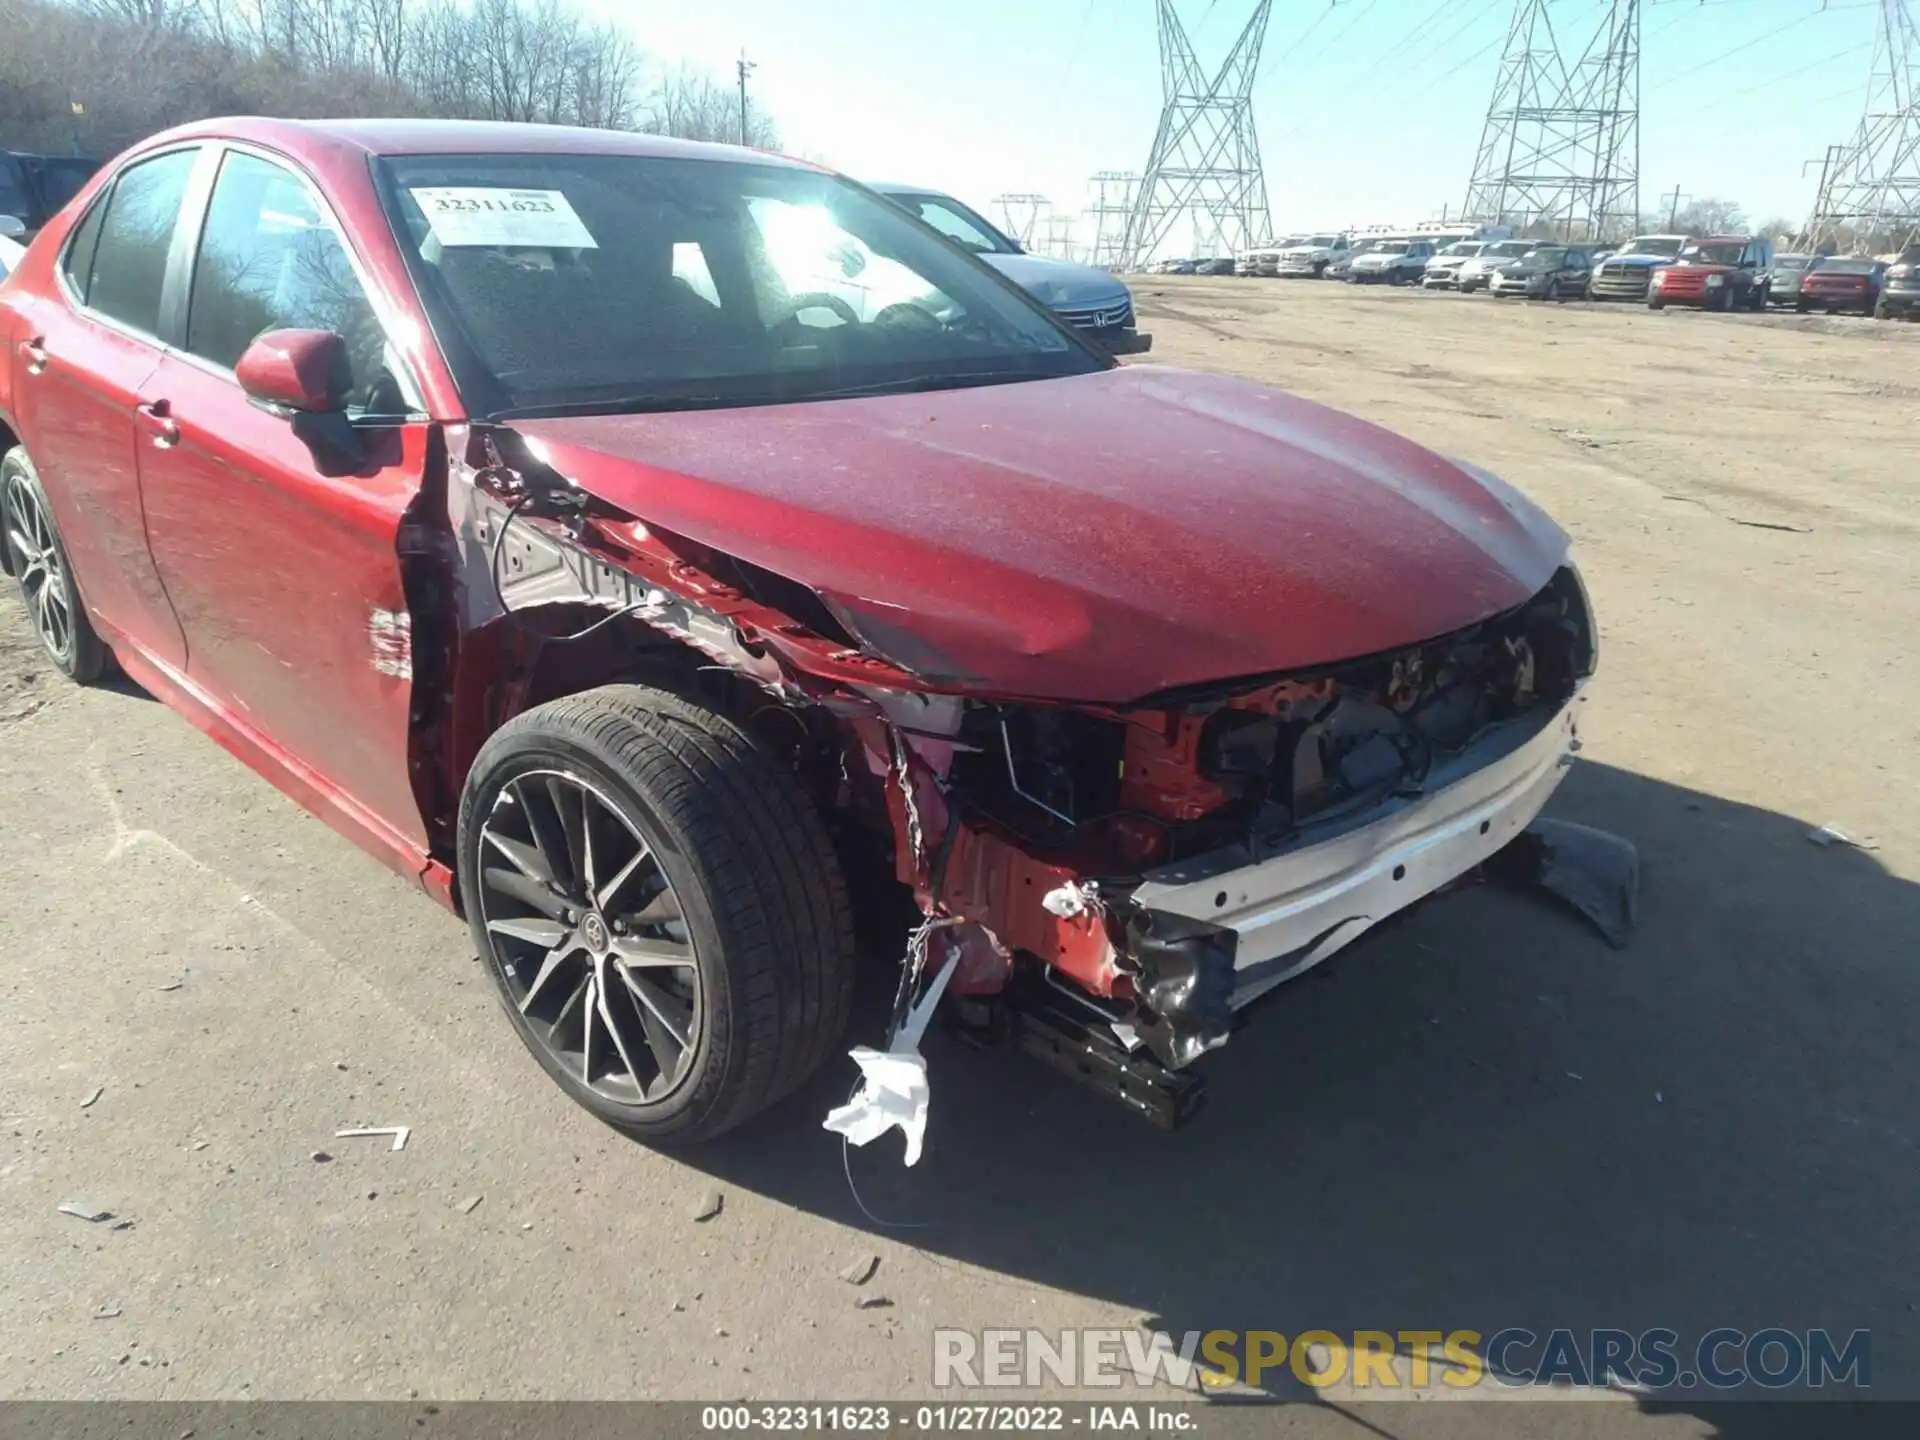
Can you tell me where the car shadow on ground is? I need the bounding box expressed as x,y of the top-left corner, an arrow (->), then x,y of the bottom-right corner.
689,759 -> 1919,1416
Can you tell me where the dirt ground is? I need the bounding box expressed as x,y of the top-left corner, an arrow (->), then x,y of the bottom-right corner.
2,277 -> 1915,1429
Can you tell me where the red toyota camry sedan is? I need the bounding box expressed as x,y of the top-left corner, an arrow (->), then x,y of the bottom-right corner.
0,119 -> 1606,1143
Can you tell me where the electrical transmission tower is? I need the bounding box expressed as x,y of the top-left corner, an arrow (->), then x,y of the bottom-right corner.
1044,214 -> 1079,261
1121,1 -> 1274,269
1462,0 -> 1640,241
991,193 -> 1052,249
1086,171 -> 1141,269
1804,0 -> 1920,251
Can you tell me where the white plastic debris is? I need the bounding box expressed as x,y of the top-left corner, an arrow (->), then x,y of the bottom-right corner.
1040,880 -> 1100,919
1807,822 -> 1878,851
334,1125 -> 410,1152
822,949 -> 960,1167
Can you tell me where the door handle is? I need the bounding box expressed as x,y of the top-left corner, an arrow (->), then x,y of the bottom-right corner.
136,399 -> 181,448
18,336 -> 48,375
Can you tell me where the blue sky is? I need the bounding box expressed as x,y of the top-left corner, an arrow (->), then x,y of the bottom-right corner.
585,0 -> 1888,242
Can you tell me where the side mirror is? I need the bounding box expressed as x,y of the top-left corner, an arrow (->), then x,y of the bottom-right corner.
236,329 -> 367,476
236,328 -> 352,413
0,214 -> 27,239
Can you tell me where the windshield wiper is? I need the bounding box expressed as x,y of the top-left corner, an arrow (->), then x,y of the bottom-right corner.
801,369 -> 1048,401
488,393 -> 736,421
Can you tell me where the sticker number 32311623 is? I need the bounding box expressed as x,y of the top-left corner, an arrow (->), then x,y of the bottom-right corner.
408,187 -> 599,250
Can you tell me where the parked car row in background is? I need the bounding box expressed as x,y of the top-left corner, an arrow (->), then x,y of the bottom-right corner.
1159,227 -> 1920,321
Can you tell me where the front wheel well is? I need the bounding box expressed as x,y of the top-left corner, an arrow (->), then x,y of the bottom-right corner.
439,608 -> 852,855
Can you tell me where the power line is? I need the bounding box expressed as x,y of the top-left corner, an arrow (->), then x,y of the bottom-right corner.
1646,5 -> 1826,91
1708,38 -> 1873,109
1394,2 -> 1511,87
1335,0 -> 1480,98
1059,0 -> 1100,93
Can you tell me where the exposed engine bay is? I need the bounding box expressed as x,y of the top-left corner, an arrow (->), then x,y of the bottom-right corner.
440,426 -> 1618,1134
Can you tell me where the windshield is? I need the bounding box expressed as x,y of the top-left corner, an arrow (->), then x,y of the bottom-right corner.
1305,234 -> 1341,247
377,154 -> 1100,418
1373,242 -> 1409,254
1485,241 -> 1531,259
1818,258 -> 1877,275
1517,247 -> 1567,268
1679,242 -> 1745,266
1625,236 -> 1685,257
1774,255 -> 1814,272
1442,242 -> 1482,257
883,191 -> 1017,256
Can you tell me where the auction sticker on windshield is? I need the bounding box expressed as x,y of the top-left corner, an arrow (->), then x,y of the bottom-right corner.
409,187 -> 598,249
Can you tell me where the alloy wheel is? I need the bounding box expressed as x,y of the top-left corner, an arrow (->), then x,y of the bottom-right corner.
476,769 -> 702,1106
3,473 -> 75,663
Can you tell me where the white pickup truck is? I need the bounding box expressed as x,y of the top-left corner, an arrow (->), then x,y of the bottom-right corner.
1273,233 -> 1352,278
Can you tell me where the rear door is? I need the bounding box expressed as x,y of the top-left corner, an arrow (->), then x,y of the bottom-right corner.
137,143 -> 435,857
6,146 -> 198,670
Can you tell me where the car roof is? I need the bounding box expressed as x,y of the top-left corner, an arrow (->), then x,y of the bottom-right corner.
132,116 -> 819,170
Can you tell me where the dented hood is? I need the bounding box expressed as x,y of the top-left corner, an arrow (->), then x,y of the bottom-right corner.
512,365 -> 1569,704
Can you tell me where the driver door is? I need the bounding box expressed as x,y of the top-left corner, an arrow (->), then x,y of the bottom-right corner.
136,144 -> 435,863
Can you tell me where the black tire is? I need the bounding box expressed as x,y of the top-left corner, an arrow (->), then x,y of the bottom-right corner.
457,684 -> 856,1144
1,445 -> 110,684
1795,300 -> 1810,314
1647,297 -> 1665,310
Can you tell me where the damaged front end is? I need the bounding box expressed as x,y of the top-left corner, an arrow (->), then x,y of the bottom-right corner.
447,427 -> 1623,1137
874,566 -> 1610,1079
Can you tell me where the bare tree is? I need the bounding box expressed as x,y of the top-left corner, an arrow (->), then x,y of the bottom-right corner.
1669,197 -> 1748,237
1,0 -> 768,159
645,62 -> 777,146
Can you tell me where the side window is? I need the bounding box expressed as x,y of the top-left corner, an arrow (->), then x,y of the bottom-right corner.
671,241 -> 721,308
85,148 -> 199,336
911,200 -> 1003,254
61,193 -> 108,301
185,150 -> 391,408
745,196 -> 950,324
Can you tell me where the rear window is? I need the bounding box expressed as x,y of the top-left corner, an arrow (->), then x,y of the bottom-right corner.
1818,259 -> 1878,275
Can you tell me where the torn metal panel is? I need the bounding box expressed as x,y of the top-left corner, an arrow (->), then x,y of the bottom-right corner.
1488,816 -> 1640,950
